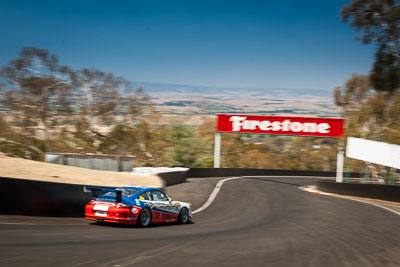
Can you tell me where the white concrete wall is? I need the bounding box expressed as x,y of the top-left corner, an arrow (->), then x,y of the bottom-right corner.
131,167 -> 189,177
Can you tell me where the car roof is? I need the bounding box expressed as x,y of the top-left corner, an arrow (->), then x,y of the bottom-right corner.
117,186 -> 162,192
117,186 -> 166,200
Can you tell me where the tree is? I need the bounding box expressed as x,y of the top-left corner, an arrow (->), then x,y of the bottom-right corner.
0,114 -> 45,160
221,133 -> 245,168
370,43 -> 400,92
167,125 -> 197,167
0,47 -> 156,159
99,124 -> 138,155
335,73 -> 400,143
70,68 -> 123,133
335,74 -> 380,138
0,47 -> 72,150
124,87 -> 152,126
341,0 -> 400,92
335,73 -> 400,175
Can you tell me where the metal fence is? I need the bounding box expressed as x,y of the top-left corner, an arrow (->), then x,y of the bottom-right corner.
45,153 -> 135,172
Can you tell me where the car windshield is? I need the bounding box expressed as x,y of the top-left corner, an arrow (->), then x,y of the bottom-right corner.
103,188 -> 140,198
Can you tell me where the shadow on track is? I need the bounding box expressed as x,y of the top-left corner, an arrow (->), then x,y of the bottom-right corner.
88,221 -> 195,229
243,177 -> 306,187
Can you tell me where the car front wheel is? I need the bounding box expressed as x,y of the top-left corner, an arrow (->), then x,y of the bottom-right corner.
178,208 -> 189,224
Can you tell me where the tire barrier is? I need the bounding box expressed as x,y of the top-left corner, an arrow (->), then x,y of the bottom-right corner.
0,177 -> 112,217
317,180 -> 400,202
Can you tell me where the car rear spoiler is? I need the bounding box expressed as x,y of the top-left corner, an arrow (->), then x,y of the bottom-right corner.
84,186 -> 123,203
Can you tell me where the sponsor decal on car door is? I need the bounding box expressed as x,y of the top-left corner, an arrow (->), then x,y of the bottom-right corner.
150,190 -> 179,221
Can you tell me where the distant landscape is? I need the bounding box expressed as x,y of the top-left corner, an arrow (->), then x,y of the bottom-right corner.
130,81 -> 340,119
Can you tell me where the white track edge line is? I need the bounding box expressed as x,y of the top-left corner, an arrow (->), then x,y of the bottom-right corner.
192,175 -> 400,216
192,177 -> 242,214
192,176 -> 332,214
300,186 -> 400,216
323,192 -> 400,216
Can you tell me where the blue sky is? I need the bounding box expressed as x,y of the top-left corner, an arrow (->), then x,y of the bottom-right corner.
0,0 -> 374,91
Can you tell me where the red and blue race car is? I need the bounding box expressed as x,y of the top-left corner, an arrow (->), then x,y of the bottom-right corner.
84,186 -> 192,227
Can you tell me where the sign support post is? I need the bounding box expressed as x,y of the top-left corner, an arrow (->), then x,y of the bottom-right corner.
214,132 -> 221,168
336,143 -> 344,182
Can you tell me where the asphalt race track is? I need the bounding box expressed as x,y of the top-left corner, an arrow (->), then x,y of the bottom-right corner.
1,177 -> 400,267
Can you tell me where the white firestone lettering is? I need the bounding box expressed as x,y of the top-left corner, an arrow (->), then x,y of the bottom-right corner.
259,121 -> 271,130
249,120 -> 260,130
271,121 -> 281,131
290,122 -> 302,132
230,116 -> 247,131
303,123 -> 317,133
229,116 -> 331,134
282,120 -> 291,131
317,123 -> 330,133
243,120 -> 252,130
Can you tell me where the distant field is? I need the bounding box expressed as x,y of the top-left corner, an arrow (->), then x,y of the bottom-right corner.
150,90 -> 340,118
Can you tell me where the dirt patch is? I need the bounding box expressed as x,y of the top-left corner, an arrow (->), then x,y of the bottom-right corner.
0,155 -> 163,188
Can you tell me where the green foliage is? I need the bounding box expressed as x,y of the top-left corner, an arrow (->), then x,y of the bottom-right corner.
335,73 -> 400,144
370,44 -> 400,93
340,2 -> 400,175
221,134 -> 245,168
341,0 -> 400,92
0,114 -> 44,160
335,73 -> 400,174
167,125 -> 213,167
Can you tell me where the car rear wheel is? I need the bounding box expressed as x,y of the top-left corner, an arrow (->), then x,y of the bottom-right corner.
137,209 -> 151,227
178,208 -> 189,224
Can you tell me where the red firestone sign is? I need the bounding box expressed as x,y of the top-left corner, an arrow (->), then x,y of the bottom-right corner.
216,114 -> 344,137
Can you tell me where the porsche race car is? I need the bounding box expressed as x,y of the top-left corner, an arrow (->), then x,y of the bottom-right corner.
84,186 -> 192,227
